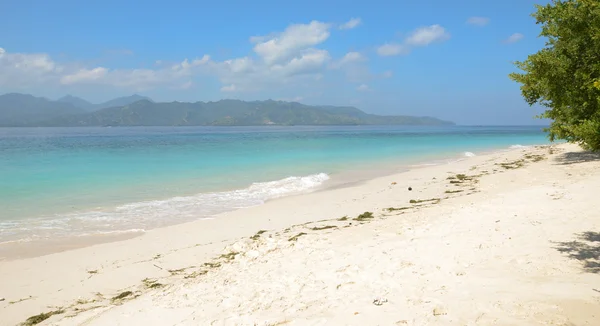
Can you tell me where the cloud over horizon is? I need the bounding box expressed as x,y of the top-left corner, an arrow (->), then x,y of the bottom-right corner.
1,19 -> 381,95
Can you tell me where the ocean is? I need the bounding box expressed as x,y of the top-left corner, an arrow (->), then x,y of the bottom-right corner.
0,125 -> 549,245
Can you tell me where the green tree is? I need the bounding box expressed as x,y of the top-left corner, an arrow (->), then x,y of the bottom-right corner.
510,0 -> 600,151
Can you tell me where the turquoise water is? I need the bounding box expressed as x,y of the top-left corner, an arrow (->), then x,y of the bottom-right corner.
0,126 -> 549,243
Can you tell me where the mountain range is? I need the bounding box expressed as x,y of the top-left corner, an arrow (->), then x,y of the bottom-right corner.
0,93 -> 454,127
56,94 -> 152,112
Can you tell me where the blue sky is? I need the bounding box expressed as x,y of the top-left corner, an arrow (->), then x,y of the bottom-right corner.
0,0 -> 550,125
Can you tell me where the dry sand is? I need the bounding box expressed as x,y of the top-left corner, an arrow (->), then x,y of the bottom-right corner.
1,143 -> 599,325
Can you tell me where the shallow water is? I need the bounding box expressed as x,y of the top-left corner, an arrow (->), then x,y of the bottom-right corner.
0,125 -> 549,243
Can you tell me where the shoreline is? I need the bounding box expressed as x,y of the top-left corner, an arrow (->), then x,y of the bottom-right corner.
0,142 -> 548,261
2,142 -> 598,325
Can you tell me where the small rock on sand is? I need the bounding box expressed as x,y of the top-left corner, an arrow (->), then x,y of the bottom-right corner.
373,298 -> 388,306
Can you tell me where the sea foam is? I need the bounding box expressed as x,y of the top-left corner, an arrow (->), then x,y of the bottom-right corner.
463,152 -> 476,157
509,144 -> 528,149
0,173 -> 330,242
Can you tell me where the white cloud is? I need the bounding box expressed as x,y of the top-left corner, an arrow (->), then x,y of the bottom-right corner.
331,51 -> 366,69
0,21 -> 355,93
377,43 -> 409,56
377,24 -> 450,57
339,18 -> 361,30
9,52 -> 57,73
207,21 -> 337,91
466,17 -> 490,26
220,84 -> 237,92
192,55 -> 211,65
0,48 -> 63,87
356,84 -> 369,91
329,52 -> 375,83
340,52 -> 365,64
211,49 -> 331,91
61,67 -> 107,84
0,21 -> 335,93
57,56 -> 210,90
251,20 -> 331,65
405,25 -> 450,46
172,56 -> 210,72
504,33 -> 524,44
381,70 -> 393,78
221,57 -> 256,74
270,49 -> 330,76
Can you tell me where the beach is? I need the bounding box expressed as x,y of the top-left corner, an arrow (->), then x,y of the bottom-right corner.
1,142 -> 599,325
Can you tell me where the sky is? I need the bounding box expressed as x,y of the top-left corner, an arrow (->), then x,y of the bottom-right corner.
0,0 -> 551,125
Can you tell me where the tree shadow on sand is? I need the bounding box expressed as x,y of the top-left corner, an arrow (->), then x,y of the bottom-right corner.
553,231 -> 600,273
554,150 -> 600,165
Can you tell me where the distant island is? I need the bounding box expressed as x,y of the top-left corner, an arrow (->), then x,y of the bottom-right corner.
0,93 -> 454,127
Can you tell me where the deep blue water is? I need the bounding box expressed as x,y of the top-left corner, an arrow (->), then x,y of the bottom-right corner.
0,125 -> 549,242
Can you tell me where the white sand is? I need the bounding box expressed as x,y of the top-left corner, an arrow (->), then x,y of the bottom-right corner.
1,143 -> 599,325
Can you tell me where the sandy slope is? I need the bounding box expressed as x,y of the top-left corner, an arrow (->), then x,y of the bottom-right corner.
1,143 -> 599,326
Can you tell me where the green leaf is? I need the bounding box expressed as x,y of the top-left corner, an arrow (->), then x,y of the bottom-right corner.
510,0 -> 600,151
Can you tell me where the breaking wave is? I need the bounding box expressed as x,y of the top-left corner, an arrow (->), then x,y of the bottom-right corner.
0,173 -> 330,242
509,144 -> 528,149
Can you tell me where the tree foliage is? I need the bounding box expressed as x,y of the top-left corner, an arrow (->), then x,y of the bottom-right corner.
510,0 -> 600,150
